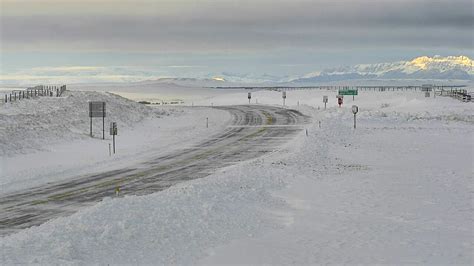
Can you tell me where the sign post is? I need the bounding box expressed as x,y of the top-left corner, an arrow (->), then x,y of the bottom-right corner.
248,92 -> 251,104
323,96 -> 328,109
352,105 -> 358,129
110,122 -> 117,154
88,101 -> 106,138
282,91 -> 286,106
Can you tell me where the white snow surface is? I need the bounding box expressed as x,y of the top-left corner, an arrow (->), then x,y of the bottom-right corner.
1,88 -> 473,264
0,90 -> 231,194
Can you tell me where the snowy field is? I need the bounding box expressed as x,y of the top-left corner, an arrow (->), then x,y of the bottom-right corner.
1,86 -> 473,264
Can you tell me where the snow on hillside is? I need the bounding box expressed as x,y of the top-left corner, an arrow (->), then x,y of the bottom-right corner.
295,55 -> 473,82
1,89 -> 472,264
0,91 -> 163,156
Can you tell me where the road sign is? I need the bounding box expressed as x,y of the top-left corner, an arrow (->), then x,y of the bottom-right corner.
323,96 -> 328,103
338,89 -> 358,96
352,105 -> 358,129
89,101 -> 106,117
422,84 -> 433,91
110,122 -> 117,135
282,91 -> 286,99
352,105 -> 358,114
88,101 -> 106,139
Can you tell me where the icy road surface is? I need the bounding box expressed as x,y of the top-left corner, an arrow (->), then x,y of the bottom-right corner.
0,105 -> 309,236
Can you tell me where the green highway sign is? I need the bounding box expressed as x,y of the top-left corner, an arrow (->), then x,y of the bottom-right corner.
338,89 -> 358,96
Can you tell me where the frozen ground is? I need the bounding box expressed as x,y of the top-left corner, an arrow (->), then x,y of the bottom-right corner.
1,87 -> 473,264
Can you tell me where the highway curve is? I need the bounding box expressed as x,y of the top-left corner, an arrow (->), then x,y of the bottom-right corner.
0,105 -> 309,236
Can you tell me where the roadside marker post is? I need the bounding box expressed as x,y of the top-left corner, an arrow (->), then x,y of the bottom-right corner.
323,96 -> 328,109
248,92 -> 251,104
110,122 -> 117,154
206,117 -> 209,128
352,105 -> 359,129
282,91 -> 286,106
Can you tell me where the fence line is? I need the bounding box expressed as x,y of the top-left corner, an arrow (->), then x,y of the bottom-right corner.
3,85 -> 67,104
438,89 -> 471,102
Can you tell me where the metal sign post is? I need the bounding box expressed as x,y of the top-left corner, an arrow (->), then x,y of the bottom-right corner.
110,122 -> 117,154
323,96 -> 328,109
89,101 -> 106,138
248,92 -> 251,104
352,105 -> 359,129
282,91 -> 286,106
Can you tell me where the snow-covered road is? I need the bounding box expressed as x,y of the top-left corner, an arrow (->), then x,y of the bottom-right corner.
0,105 -> 308,236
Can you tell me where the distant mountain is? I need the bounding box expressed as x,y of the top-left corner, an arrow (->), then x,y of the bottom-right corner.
293,55 -> 473,83
136,77 -> 230,87
211,72 -> 283,83
141,74 -> 284,87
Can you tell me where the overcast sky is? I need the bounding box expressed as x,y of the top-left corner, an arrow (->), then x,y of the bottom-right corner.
1,0 -> 473,83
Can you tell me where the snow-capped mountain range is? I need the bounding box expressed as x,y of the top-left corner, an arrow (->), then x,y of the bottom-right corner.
56,55 -> 474,87
292,55 -> 473,83
150,56 -> 473,86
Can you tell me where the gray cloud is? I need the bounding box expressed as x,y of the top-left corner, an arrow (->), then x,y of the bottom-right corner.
1,0 -> 472,52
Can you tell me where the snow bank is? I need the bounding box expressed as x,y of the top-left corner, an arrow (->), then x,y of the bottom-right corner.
0,160 -> 287,265
0,91 -> 164,156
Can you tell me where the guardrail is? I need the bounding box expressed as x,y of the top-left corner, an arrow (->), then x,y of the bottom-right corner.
3,85 -> 66,104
